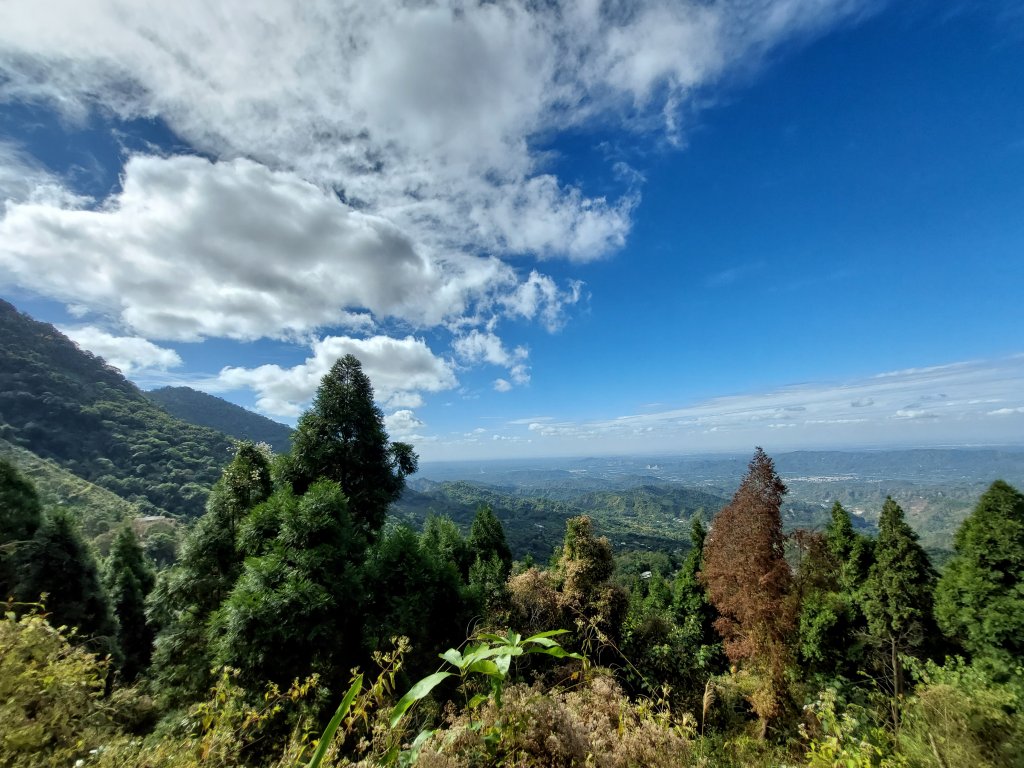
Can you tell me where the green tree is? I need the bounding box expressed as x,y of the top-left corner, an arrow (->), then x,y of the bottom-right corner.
362,523 -> 468,675
0,610 -> 117,768
0,459 -> 44,599
214,480 -> 365,690
825,501 -> 874,593
672,518 -> 724,680
862,497 -> 937,719
420,513 -> 471,576
104,526 -> 156,682
281,354 -> 417,536
702,447 -> 794,737
148,442 -> 272,703
935,480 -> 1024,671
18,509 -> 119,659
468,504 -> 512,573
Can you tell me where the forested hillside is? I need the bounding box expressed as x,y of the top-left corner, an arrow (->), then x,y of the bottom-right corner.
396,481 -> 727,560
147,386 -> 293,454
0,300 -> 234,517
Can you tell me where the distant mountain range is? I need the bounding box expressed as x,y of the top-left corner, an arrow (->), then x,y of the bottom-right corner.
146,386 -> 292,454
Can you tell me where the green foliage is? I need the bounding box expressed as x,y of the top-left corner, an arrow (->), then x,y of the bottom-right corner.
0,300 -> 235,517
105,525 -> 156,681
148,442 -> 273,704
899,657 -> 1024,768
281,354 -> 416,536
420,514 -> 471,576
0,609 -> 116,768
362,523 -> 468,676
801,687 -> 887,768
16,508 -> 119,659
0,437 -> 141,546
215,480 -> 365,689
862,498 -> 937,658
0,457 -> 43,598
467,504 -> 512,572
934,480 -> 1024,670
0,456 -> 43,543
397,480 -> 725,562
147,386 -> 293,454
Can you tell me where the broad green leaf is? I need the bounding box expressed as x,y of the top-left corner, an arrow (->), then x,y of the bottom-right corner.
524,629 -> 571,640
468,693 -> 489,709
440,648 -> 463,667
467,659 -> 501,678
389,671 -> 454,728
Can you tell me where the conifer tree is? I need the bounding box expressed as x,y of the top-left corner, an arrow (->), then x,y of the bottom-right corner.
862,497 -> 936,712
935,480 -> 1024,671
148,442 -> 272,703
282,354 -> 417,536
104,526 -> 156,682
19,509 -> 119,659
214,480 -> 365,689
421,513 -> 470,576
468,503 -> 513,574
0,458 -> 43,599
363,523 -> 468,675
672,518 -> 723,673
825,501 -> 874,592
794,503 -> 872,678
702,447 -> 793,736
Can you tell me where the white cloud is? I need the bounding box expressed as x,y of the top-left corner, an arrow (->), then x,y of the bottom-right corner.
61,325 -> 182,373
988,407 -> 1024,416
501,355 -> 1024,454
386,392 -> 425,410
385,409 -> 425,438
0,141 -> 88,210
0,0 -> 872,266
214,334 -> 457,418
0,154 -> 578,342
453,329 -> 531,389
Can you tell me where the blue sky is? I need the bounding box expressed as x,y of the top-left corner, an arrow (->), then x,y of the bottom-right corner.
0,0 -> 1021,460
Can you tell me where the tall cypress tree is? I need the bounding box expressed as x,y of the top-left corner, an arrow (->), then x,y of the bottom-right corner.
672,518 -> 722,668
935,480 -> 1024,671
468,504 -> 513,574
19,509 -> 119,659
702,448 -> 793,736
282,354 -> 417,537
862,497 -> 936,711
148,442 -> 272,703
214,480 -> 365,690
0,458 -> 43,599
104,526 -> 156,682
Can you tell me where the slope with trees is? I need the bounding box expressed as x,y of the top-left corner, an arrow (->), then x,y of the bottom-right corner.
0,299 -> 234,517
146,386 -> 293,454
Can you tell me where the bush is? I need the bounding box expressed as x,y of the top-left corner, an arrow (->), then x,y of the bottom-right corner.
0,608 -> 116,767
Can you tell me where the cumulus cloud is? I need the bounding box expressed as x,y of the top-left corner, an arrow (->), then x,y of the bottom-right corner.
0,0 -> 872,265
385,409 -> 426,437
0,154 -> 579,342
453,329 -> 531,388
0,0 -> 876,411
61,325 -> 183,373
214,334 -> 457,418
